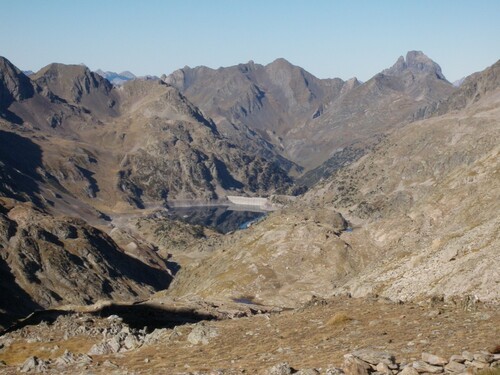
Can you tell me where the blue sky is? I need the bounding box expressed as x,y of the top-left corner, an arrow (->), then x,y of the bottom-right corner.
1,0 -> 499,82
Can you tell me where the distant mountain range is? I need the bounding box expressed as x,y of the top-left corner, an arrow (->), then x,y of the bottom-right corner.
94,69 -> 137,85
94,69 -> 162,85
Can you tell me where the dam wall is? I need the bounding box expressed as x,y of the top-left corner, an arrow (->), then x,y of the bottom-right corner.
227,196 -> 270,209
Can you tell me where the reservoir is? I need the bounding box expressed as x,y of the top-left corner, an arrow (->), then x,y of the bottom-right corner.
166,205 -> 267,234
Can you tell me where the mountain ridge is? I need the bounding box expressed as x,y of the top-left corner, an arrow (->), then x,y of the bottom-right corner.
165,51 -> 456,175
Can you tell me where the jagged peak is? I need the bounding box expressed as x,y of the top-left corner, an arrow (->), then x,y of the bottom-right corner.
0,56 -> 35,105
340,77 -> 361,94
346,77 -> 361,86
0,56 -> 18,70
0,56 -> 29,80
383,51 -> 446,80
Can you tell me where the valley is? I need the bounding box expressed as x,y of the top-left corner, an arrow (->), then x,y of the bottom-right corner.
0,50 -> 499,374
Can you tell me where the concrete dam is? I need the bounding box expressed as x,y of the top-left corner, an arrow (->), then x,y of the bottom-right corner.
226,196 -> 272,210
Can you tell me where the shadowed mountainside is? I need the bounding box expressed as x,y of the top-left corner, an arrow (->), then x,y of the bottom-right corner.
0,197 -> 173,328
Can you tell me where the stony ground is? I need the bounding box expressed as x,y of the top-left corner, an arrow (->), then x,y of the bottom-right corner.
0,296 -> 498,374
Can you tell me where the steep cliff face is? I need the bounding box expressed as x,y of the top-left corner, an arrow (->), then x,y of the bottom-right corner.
414,60 -> 500,119
0,57 -> 35,123
111,80 -> 293,205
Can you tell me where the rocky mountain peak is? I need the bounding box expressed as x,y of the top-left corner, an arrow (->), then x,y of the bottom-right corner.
237,60 -> 258,74
384,50 -> 446,80
119,71 -> 136,79
32,62 -> 112,105
414,59 -> 500,119
267,57 -> 294,68
265,58 -> 300,78
34,62 -> 94,81
340,77 -> 361,94
0,56 -> 35,109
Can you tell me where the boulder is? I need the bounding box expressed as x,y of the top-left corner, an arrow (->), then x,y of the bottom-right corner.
473,353 -> 493,363
18,356 -> 48,373
295,369 -> 320,375
266,362 -> 293,375
325,368 -> 345,375
462,352 -> 474,361
449,355 -> 465,364
399,366 -> 419,375
422,353 -> 447,366
352,349 -> 395,365
412,361 -> 443,373
88,341 -> 114,355
444,361 -> 466,373
376,362 -> 392,374
123,333 -> 141,351
54,350 -> 93,367
187,323 -> 218,345
344,354 -> 371,375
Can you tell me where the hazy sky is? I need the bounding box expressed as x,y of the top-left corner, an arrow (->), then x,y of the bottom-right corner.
1,0 -> 499,82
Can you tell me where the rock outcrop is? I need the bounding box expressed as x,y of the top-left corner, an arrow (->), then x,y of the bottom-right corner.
261,349 -> 500,375
383,51 -> 447,80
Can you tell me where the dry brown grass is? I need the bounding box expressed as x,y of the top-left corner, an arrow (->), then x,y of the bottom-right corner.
0,337 -> 94,366
1,297 -> 499,373
478,369 -> 500,375
326,311 -> 353,326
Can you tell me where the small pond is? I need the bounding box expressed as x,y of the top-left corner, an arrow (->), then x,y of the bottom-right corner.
167,205 -> 267,234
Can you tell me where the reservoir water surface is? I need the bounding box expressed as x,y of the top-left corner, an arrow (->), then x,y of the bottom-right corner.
167,205 -> 267,234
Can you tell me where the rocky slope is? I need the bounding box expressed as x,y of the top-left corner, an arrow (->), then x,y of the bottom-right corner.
0,295 -> 498,373
167,60 -> 499,306
0,53 -> 497,344
0,58 -> 34,111
167,207 -> 361,306
114,80 -> 293,205
299,59 -> 500,302
0,198 -> 172,329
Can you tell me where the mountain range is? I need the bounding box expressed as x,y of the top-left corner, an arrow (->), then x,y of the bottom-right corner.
94,69 -> 136,85
165,51 -> 455,177
0,51 -> 498,331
